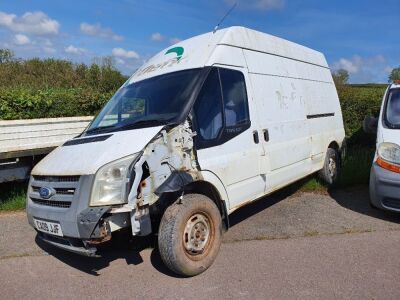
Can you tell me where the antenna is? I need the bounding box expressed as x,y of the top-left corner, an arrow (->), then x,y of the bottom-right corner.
213,2 -> 237,34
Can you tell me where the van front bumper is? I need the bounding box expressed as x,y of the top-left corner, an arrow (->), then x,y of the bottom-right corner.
370,163 -> 400,212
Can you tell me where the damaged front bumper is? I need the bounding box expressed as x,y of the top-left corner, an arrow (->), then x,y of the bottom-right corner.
37,232 -> 99,257
27,174 -> 133,256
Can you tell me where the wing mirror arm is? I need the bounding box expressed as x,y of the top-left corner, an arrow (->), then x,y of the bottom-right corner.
363,116 -> 378,135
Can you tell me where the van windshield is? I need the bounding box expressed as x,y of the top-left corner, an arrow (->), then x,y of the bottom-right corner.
85,69 -> 201,135
385,88 -> 400,128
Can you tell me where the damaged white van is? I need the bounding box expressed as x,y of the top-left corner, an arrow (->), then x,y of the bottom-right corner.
27,26 -> 345,276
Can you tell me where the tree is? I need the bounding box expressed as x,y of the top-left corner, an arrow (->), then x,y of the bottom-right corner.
389,67 -> 400,82
0,49 -> 14,63
332,69 -> 349,86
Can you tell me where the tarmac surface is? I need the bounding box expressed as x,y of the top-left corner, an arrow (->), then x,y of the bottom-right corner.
1,186 -> 400,299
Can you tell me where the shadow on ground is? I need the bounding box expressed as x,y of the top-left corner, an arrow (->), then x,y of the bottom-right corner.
329,187 -> 400,224
34,178 -> 400,277
34,182 -> 303,277
35,233 -> 156,276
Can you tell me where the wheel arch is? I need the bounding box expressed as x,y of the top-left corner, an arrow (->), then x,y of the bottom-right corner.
185,172 -> 229,229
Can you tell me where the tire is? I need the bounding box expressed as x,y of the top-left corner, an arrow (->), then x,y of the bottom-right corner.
158,193 -> 222,276
318,148 -> 340,185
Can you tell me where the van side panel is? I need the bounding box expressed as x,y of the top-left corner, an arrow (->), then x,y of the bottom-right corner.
243,48 -> 344,191
244,49 -> 312,187
303,79 -> 345,171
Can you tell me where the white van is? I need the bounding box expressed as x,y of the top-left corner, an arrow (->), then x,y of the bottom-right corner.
366,81 -> 400,211
27,26 -> 345,276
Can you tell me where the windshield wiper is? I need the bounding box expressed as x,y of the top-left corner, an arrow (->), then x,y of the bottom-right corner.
114,119 -> 170,132
85,124 -> 116,135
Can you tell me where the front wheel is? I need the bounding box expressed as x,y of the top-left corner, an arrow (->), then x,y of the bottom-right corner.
318,148 -> 340,185
158,194 -> 222,276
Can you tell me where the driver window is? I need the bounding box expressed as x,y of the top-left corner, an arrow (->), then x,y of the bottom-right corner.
193,68 -> 223,141
219,68 -> 250,127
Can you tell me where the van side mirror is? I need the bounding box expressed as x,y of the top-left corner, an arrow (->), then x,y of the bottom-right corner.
363,116 -> 378,135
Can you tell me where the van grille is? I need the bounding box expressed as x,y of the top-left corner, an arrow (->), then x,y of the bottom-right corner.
32,175 -> 80,182
31,186 -> 76,196
31,197 -> 71,208
29,175 -> 81,209
382,198 -> 400,210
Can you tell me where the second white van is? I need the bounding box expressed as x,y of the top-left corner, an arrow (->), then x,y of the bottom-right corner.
27,26 -> 345,276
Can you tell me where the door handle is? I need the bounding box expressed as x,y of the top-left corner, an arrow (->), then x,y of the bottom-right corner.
263,129 -> 269,142
253,131 -> 259,144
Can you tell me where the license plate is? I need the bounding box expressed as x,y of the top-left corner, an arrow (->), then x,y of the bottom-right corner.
34,219 -> 63,237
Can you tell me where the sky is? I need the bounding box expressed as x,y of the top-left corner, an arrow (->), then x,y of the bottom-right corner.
0,0 -> 398,83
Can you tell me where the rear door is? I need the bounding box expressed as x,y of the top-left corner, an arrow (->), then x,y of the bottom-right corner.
193,66 -> 265,210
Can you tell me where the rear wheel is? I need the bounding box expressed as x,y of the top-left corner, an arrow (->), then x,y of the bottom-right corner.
158,194 -> 222,276
318,148 -> 340,185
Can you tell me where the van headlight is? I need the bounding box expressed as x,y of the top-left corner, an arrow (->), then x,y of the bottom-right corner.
377,143 -> 400,174
90,154 -> 138,206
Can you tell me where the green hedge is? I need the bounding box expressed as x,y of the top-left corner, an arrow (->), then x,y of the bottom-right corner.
337,84 -> 386,145
0,88 -> 113,120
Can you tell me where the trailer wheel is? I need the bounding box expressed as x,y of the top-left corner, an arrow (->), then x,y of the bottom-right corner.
158,194 -> 222,276
318,148 -> 340,185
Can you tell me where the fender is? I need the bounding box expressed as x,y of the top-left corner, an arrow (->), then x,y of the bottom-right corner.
199,169 -> 231,212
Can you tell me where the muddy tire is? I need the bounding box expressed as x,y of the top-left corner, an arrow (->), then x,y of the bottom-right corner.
318,148 -> 340,185
158,193 -> 222,276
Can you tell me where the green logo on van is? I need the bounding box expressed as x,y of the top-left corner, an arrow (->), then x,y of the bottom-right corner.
165,46 -> 184,61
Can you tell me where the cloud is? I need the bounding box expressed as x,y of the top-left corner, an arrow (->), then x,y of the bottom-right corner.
151,32 -> 164,42
384,66 -> 393,74
331,55 -> 389,83
225,0 -> 285,11
13,34 -> 30,45
43,47 -> 56,54
0,11 -> 59,35
80,22 -> 123,41
112,47 -> 139,59
151,32 -> 181,44
64,45 -> 86,55
169,37 -> 181,45
115,58 -> 125,65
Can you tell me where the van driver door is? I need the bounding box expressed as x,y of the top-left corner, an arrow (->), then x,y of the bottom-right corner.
193,66 -> 266,211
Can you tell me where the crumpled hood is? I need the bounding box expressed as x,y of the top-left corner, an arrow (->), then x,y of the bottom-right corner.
32,126 -> 163,176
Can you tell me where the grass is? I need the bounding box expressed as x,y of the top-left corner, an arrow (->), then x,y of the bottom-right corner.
0,181 -> 27,212
337,146 -> 375,187
299,146 -> 375,192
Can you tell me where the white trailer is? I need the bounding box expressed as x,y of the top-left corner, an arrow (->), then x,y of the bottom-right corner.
0,116 -> 92,182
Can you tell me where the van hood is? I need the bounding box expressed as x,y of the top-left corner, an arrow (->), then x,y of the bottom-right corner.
32,126 -> 163,176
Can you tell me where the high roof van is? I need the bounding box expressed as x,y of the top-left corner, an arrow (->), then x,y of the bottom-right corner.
27,26 -> 345,276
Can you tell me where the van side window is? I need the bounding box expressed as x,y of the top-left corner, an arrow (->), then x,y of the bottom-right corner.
219,68 -> 250,127
193,68 -> 223,141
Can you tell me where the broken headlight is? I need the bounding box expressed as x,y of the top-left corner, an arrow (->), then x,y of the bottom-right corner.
90,153 -> 138,206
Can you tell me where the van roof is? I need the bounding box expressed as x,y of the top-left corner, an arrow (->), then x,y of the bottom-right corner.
130,26 -> 328,83
218,26 -> 327,67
